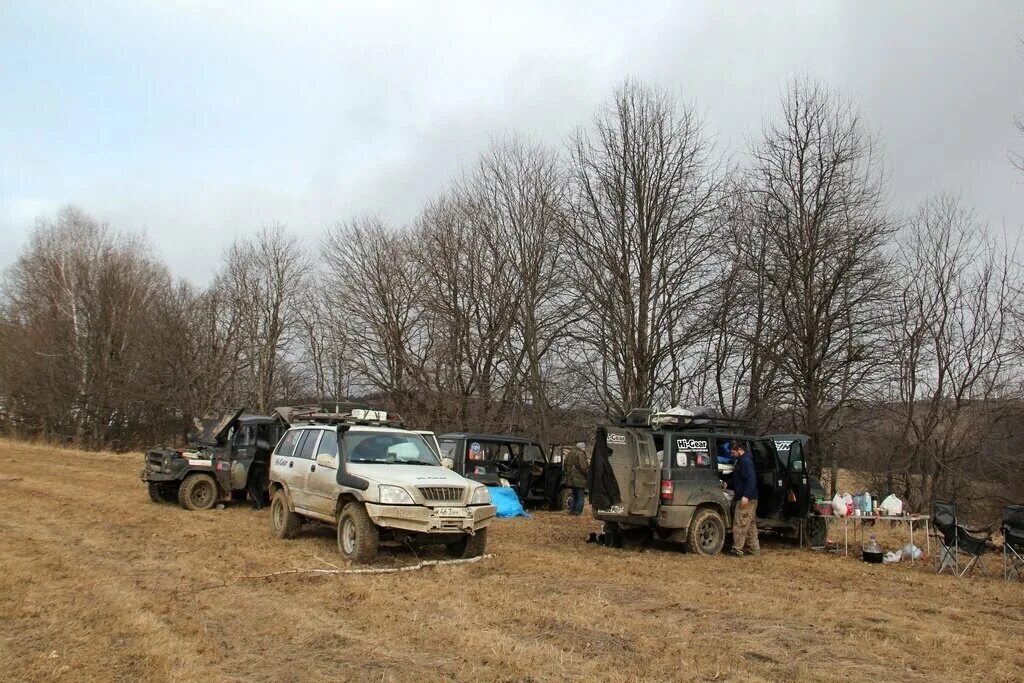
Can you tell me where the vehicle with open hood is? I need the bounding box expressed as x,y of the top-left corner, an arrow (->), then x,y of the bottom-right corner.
270,409 -> 496,563
140,408 -> 286,510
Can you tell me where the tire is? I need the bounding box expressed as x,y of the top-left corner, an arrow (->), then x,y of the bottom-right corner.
554,488 -> 573,512
337,503 -> 379,563
148,482 -> 178,503
805,516 -> 827,547
270,490 -> 302,539
178,473 -> 218,511
602,521 -> 624,548
686,507 -> 726,556
446,527 -> 488,558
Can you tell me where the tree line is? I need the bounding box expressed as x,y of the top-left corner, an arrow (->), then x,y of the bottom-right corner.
2,76 -> 1021,512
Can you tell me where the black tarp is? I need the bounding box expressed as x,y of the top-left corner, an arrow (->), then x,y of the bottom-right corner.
586,426 -> 620,510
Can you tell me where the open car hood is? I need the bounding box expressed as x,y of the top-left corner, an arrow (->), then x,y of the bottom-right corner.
188,407 -> 244,446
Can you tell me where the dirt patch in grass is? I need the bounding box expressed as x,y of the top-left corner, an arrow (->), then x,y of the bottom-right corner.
0,438 -> 1021,682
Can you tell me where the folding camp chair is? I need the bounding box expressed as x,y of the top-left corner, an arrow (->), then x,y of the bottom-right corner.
932,501 -> 993,578
1001,505 -> 1024,581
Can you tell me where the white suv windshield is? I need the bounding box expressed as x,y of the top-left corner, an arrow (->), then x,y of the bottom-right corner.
343,431 -> 440,466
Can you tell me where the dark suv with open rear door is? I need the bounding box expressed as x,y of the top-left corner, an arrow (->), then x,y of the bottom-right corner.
589,409 -> 825,554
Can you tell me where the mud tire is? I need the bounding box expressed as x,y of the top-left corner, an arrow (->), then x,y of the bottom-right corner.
178,473 -> 218,511
148,482 -> 177,503
602,521 -> 624,548
337,503 -> 379,563
446,527 -> 488,558
805,516 -> 828,548
553,488 -> 573,512
686,507 -> 726,556
270,490 -> 302,539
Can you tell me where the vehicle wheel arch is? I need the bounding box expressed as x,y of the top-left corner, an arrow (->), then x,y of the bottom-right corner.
334,492 -> 362,516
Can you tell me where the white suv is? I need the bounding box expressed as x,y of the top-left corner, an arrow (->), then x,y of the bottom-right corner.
268,413 -> 496,563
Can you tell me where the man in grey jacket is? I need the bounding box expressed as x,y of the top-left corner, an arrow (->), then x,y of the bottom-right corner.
564,442 -> 589,515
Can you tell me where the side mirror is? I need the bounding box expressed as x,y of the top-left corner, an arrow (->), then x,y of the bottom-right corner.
315,453 -> 337,469
441,457 -> 454,470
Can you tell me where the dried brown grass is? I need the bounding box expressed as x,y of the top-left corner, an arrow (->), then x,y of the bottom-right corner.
0,439 -> 1021,682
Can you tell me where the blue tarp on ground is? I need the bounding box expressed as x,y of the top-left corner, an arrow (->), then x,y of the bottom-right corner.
487,486 -> 529,518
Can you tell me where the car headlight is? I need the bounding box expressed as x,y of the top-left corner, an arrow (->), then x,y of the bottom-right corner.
469,486 -> 491,505
378,485 -> 414,505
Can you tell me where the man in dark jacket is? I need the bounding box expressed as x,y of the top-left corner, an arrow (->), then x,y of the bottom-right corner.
729,442 -> 759,555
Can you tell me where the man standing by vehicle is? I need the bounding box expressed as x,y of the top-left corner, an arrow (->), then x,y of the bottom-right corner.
729,442 -> 759,556
564,442 -> 589,515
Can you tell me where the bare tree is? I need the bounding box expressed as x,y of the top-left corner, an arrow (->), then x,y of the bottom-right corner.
222,224 -> 309,413
0,206 -> 177,447
873,195 -> 1020,511
465,137 -> 573,443
740,77 -> 895,477
416,190 -> 521,429
323,215 -> 425,414
566,79 -> 725,417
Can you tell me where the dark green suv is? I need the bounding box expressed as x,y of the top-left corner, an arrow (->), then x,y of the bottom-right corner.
590,409 -> 825,554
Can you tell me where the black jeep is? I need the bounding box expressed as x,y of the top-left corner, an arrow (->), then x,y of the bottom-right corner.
436,432 -> 572,509
141,408 -> 287,510
589,409 -> 827,554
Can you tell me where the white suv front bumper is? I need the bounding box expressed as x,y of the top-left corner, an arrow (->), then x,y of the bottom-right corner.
365,503 -> 496,533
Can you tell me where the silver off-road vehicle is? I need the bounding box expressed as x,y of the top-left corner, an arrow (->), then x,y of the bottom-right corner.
268,409 -> 496,563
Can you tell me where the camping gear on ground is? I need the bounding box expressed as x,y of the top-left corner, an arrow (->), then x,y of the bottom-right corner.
1001,504 -> 1024,581
488,486 -> 528,518
933,501 -> 994,578
862,534 -> 884,563
880,494 -> 903,516
883,549 -> 902,563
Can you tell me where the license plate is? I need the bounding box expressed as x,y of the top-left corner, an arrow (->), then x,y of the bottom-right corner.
433,507 -> 470,518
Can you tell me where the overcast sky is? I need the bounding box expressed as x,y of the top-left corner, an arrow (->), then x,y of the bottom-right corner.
2,1 -> 1023,284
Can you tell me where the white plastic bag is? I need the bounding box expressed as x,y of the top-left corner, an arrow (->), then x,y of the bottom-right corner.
831,493 -> 847,517
881,494 -> 902,515
883,550 -> 903,564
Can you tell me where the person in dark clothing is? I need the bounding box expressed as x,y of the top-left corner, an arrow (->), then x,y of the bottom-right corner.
247,459 -> 268,510
728,442 -> 759,555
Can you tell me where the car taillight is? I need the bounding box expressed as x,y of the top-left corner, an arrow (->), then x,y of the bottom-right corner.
660,479 -> 673,501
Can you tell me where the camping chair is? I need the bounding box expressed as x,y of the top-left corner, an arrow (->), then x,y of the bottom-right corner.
932,501 -> 993,578
1001,505 -> 1024,581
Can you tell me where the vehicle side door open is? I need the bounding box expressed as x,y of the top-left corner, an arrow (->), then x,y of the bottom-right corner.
629,430 -> 661,516
750,439 -> 783,519
782,438 -> 811,518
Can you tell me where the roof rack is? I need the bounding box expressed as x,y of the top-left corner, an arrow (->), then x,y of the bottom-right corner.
618,407 -> 753,433
277,405 -> 406,429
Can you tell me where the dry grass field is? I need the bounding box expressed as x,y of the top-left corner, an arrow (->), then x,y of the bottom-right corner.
0,439 -> 1022,682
